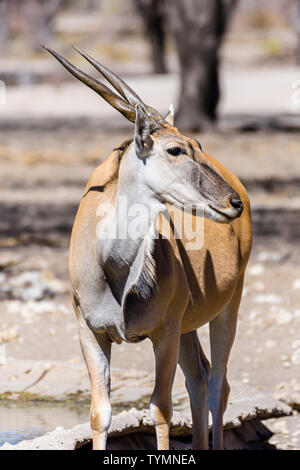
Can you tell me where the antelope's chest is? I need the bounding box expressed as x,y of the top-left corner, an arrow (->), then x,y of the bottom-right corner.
84,273 -> 175,343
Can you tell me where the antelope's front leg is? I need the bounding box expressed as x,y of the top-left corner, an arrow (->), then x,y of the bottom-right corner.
77,313 -> 112,450
150,328 -> 180,450
209,275 -> 244,450
179,331 -> 210,449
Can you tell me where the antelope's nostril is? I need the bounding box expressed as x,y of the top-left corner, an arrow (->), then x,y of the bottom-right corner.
230,198 -> 243,212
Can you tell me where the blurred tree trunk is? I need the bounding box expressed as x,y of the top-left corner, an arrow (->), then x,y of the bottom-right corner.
134,0 -> 167,74
0,0 -> 65,54
23,0 -> 62,50
164,0 -> 238,130
0,0 -> 29,54
0,1 -> 9,54
86,0 -> 101,9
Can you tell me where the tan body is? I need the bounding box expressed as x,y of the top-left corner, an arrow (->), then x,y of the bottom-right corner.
44,46 -> 252,450
69,145 -> 251,450
71,148 -> 251,331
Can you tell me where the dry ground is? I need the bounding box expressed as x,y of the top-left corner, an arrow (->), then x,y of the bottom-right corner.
0,128 -> 299,391
0,128 -> 300,449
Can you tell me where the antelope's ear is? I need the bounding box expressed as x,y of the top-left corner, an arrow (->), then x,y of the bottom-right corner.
165,104 -> 175,126
134,104 -> 153,158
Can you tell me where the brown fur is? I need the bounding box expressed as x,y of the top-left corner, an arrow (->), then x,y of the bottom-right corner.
69,125 -> 252,451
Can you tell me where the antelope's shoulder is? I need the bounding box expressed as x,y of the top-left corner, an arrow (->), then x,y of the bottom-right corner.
70,149 -> 120,258
85,150 -> 119,191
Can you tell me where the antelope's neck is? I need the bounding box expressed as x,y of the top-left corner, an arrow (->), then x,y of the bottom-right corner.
97,149 -> 165,303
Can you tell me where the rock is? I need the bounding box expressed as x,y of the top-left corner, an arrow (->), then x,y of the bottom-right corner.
6,270 -> 67,301
264,414 -> 300,450
0,358 -> 293,450
274,380 -> 300,410
252,281 -> 265,291
0,360 -> 292,424
222,381 -> 291,428
265,340 -> 277,348
0,270 -> 68,303
292,279 -> 300,290
1,421 -> 92,450
0,359 -> 89,400
0,409 -> 283,451
0,359 -> 292,449
0,252 -> 21,268
248,264 -> 265,276
291,340 -> 300,350
291,349 -> 300,365
276,309 -> 293,325
0,328 -> 19,343
270,419 -> 289,435
253,294 -> 282,305
257,252 -> 283,263
0,344 -> 6,365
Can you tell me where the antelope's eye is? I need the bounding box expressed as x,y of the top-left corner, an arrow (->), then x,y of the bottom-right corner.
167,146 -> 183,157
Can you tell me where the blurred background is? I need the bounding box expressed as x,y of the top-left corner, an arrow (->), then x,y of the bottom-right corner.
0,0 -> 300,449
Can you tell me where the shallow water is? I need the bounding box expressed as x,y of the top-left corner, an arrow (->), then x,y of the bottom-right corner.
0,403 -> 89,447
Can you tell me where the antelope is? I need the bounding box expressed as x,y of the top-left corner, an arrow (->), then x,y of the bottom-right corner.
44,46 -> 252,450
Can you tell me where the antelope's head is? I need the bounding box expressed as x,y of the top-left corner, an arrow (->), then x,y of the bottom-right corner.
44,46 -> 243,223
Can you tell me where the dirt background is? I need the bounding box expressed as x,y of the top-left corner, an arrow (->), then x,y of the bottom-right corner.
0,0 -> 300,450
